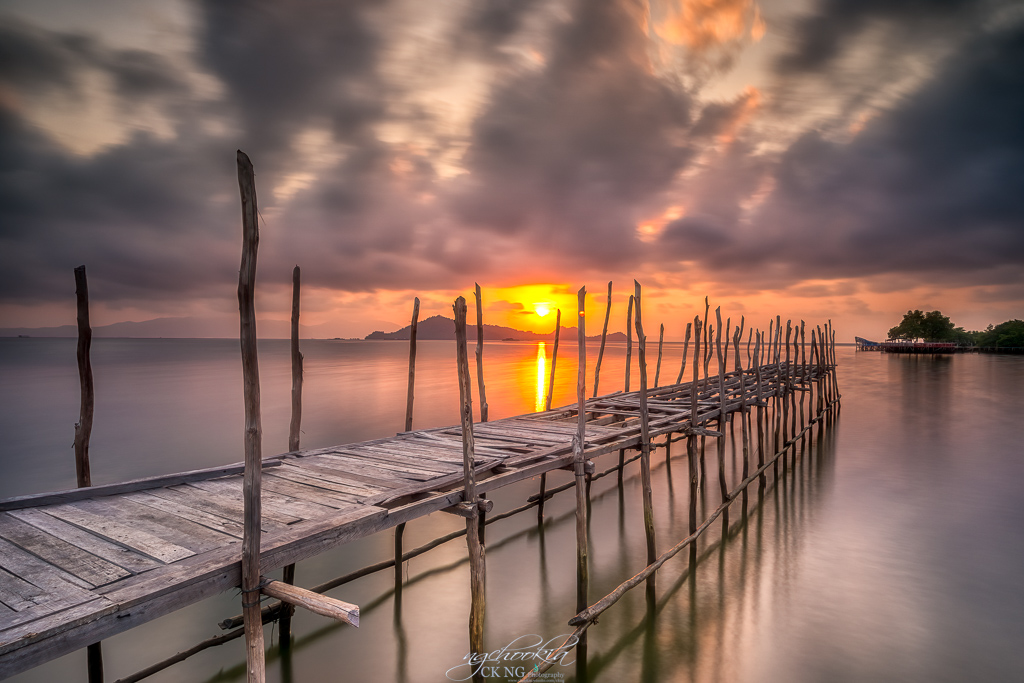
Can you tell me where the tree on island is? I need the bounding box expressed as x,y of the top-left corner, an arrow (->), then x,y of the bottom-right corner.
888,309 -> 958,342
975,320 -> 1024,348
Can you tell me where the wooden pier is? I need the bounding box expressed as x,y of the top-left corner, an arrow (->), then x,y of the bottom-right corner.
0,362 -> 830,679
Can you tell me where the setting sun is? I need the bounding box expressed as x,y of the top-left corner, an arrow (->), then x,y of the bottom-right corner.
535,303 -> 551,317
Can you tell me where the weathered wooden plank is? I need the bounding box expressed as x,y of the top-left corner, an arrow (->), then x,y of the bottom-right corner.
321,453 -> 449,481
290,458 -> 408,490
0,514 -> 129,587
6,509 -> 161,574
299,454 -> 424,484
0,567 -> 47,612
42,505 -> 194,564
0,460 -> 284,512
122,492 -> 245,539
334,447 -> 460,475
0,537 -> 97,602
181,479 -> 308,525
69,498 -> 231,554
261,475 -> 359,508
269,465 -> 380,498
141,485 -> 290,533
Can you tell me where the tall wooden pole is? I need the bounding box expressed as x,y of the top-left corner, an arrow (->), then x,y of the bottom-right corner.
397,296 -> 419,597
453,297 -> 485,674
675,322 -> 692,385
73,265 -> 102,683
74,266 -> 94,490
592,281 -> 612,398
237,151 -> 265,683
545,310 -> 561,412
687,316 -> 702,554
288,266 -> 303,453
281,265 -> 303,643
654,323 -> 665,388
715,309 -> 729,525
538,309 -> 560,521
475,284 -> 489,423
404,297 -> 420,433
573,287 -> 589,614
633,281 -> 657,590
625,294 -> 634,392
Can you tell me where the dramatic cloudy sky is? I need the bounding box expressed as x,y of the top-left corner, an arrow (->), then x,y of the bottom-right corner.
1,0 -> 1022,339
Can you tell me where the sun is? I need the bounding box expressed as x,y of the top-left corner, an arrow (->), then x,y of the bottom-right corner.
534,303 -> 551,317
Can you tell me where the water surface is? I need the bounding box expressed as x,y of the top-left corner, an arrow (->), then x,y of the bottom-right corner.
2,339 -> 1022,682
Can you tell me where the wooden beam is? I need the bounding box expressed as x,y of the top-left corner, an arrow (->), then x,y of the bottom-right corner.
260,579 -> 358,627
633,281 -> 657,587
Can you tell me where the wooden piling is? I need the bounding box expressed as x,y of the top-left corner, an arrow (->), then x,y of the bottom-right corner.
592,281 -> 612,398
654,323 -> 665,388
688,316 -> 702,554
545,309 -> 561,412
281,265 -> 303,642
475,284 -> 489,423
675,322 -> 692,384
573,287 -> 589,614
625,295 -> 634,392
288,266 -> 303,453
714,309 -> 729,522
453,297 -> 486,669
633,281 -> 657,589
236,150 -> 265,683
404,297 -> 420,433
73,265 -> 102,683
73,266 -> 94,490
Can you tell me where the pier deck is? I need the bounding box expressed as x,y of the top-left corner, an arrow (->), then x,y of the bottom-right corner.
0,364 -> 816,679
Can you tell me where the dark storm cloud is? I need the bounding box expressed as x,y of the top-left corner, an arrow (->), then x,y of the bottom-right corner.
660,20 -> 1024,285
452,0 -> 696,269
776,0 -> 983,74
196,0 -> 383,166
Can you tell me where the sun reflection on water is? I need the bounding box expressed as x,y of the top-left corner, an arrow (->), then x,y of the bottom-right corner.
535,342 -> 547,412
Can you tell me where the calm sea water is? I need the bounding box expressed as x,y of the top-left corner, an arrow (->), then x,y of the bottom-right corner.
1,338 -> 1023,683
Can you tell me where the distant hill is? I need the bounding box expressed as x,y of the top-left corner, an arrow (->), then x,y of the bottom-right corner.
365,314 -> 628,342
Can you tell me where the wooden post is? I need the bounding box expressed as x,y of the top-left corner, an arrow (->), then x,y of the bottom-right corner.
625,295 -> 634,392
453,297 -> 486,671
73,265 -> 102,683
73,266 -> 94,490
545,309 -> 561,411
281,265 -> 302,643
540,310 -> 561,518
754,330 -> 765,487
701,296 -> 710,381
675,322 -> 692,384
394,522 -> 405,598
236,150 -> 265,683
714,309 -> 729,523
592,281 -> 612,398
654,323 -> 665,388
573,287 -> 589,614
288,266 -> 303,453
733,321 -> 749,506
633,281 -> 657,589
475,284 -> 489,423
688,316 -> 702,551
404,297 -> 420,433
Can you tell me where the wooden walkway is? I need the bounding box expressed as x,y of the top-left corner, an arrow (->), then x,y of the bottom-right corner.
0,363 -> 821,679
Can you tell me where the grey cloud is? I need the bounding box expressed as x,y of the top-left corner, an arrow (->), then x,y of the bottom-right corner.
666,20 -> 1024,286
